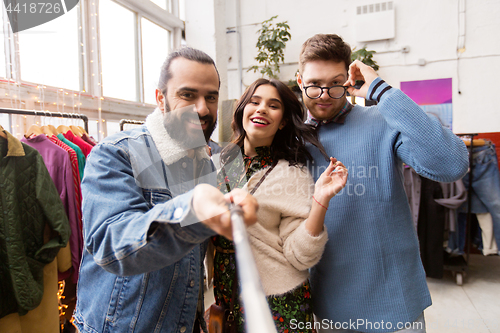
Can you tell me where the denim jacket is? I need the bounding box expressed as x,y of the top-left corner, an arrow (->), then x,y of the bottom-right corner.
73,122 -> 217,333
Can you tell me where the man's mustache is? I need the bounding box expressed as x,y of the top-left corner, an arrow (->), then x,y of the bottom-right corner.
199,114 -> 214,125
181,112 -> 214,126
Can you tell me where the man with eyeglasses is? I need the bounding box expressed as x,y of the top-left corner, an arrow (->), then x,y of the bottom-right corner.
298,34 -> 469,333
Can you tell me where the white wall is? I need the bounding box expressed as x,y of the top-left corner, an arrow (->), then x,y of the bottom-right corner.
184,0 -> 229,142
185,0 -> 500,134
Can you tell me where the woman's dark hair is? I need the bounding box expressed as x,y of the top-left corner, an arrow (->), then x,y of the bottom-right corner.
221,78 -> 328,166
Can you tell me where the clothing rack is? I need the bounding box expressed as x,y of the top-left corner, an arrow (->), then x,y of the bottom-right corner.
119,119 -> 144,131
0,107 -> 89,133
444,133 -> 477,285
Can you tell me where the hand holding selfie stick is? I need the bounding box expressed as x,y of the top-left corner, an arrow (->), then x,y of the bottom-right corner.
229,204 -> 278,333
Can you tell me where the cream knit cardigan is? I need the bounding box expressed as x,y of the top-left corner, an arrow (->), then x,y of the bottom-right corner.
237,159 -> 328,296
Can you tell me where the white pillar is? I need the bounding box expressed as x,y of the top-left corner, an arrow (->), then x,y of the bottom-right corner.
184,0 -> 228,143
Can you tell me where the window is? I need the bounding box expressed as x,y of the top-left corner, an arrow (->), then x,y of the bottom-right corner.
106,120 -> 120,136
0,114 -> 9,130
88,119 -> 99,140
179,0 -> 185,21
0,12 -> 5,79
99,0 -> 137,101
17,7 -> 80,90
150,0 -> 168,11
141,18 -> 170,105
0,0 -> 184,140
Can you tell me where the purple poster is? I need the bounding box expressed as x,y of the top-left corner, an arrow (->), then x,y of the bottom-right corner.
401,78 -> 453,130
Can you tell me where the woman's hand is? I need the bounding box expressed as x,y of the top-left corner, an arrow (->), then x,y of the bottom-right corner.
314,157 -> 348,209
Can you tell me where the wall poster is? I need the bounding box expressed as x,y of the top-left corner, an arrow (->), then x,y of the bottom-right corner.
400,78 -> 453,130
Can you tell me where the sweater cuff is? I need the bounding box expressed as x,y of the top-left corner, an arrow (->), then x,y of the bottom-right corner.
292,222 -> 329,259
367,77 -> 393,102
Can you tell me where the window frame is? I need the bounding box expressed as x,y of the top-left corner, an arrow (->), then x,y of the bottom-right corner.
0,0 -> 184,140
94,0 -> 183,103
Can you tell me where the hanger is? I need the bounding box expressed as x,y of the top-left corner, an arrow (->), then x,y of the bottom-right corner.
68,113 -> 83,137
57,112 -> 75,134
41,125 -> 54,136
38,111 -> 54,136
78,125 -> 88,136
26,124 -> 43,137
70,125 -> 83,137
460,137 -> 487,147
26,111 -> 43,137
47,124 -> 59,135
0,128 -> 6,139
57,124 -> 72,134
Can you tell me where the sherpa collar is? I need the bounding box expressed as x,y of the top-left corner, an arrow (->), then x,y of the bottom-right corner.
145,107 -> 210,165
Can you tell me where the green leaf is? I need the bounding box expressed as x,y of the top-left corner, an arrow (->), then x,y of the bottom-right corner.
250,15 -> 291,79
351,45 -> 379,71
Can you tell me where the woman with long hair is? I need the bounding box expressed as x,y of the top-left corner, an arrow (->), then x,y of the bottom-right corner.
210,78 -> 348,333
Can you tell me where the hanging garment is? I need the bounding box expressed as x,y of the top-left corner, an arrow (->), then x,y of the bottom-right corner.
448,213 -> 477,255
0,260 -> 61,333
403,165 -> 422,229
63,130 -> 93,157
405,165 -> 469,272
459,144 -> 500,249
21,134 -> 83,283
0,126 -> 70,318
48,134 -> 82,218
81,133 -> 96,147
435,179 -> 467,233
57,133 -> 86,181
417,177 -> 446,279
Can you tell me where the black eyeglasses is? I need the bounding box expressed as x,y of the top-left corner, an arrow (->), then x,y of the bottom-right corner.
302,84 -> 349,99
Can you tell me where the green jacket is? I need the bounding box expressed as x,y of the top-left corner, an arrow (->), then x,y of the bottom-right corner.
0,126 -> 70,318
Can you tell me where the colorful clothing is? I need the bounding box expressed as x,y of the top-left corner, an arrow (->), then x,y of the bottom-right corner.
0,128 -> 70,318
57,133 -> 86,181
81,133 -> 97,147
63,130 -> 93,157
213,147 -> 316,333
21,135 -> 83,283
48,135 -> 82,220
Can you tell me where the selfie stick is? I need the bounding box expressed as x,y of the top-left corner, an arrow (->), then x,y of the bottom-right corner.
230,205 -> 278,333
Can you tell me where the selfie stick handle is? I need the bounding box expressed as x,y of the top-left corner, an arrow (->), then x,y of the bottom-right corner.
230,205 -> 278,333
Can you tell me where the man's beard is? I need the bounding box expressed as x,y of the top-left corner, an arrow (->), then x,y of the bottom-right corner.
163,102 -> 216,149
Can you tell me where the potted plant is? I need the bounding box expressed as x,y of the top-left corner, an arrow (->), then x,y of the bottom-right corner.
350,46 -> 379,105
248,15 -> 291,79
351,46 -> 379,71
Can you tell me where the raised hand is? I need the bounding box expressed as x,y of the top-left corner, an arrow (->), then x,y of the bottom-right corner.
192,185 -> 258,240
344,60 -> 379,99
313,157 -> 348,209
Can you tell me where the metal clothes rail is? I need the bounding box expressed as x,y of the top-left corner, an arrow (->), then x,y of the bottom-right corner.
119,119 -> 144,131
0,107 -> 89,133
444,133 -> 477,285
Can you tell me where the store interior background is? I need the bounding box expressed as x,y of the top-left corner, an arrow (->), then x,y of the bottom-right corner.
1,0 -> 499,332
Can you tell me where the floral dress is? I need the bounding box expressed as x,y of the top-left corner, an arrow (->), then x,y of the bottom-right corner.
212,147 -> 316,333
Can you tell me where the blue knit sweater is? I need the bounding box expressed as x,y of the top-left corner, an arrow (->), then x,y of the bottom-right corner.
307,78 -> 468,333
